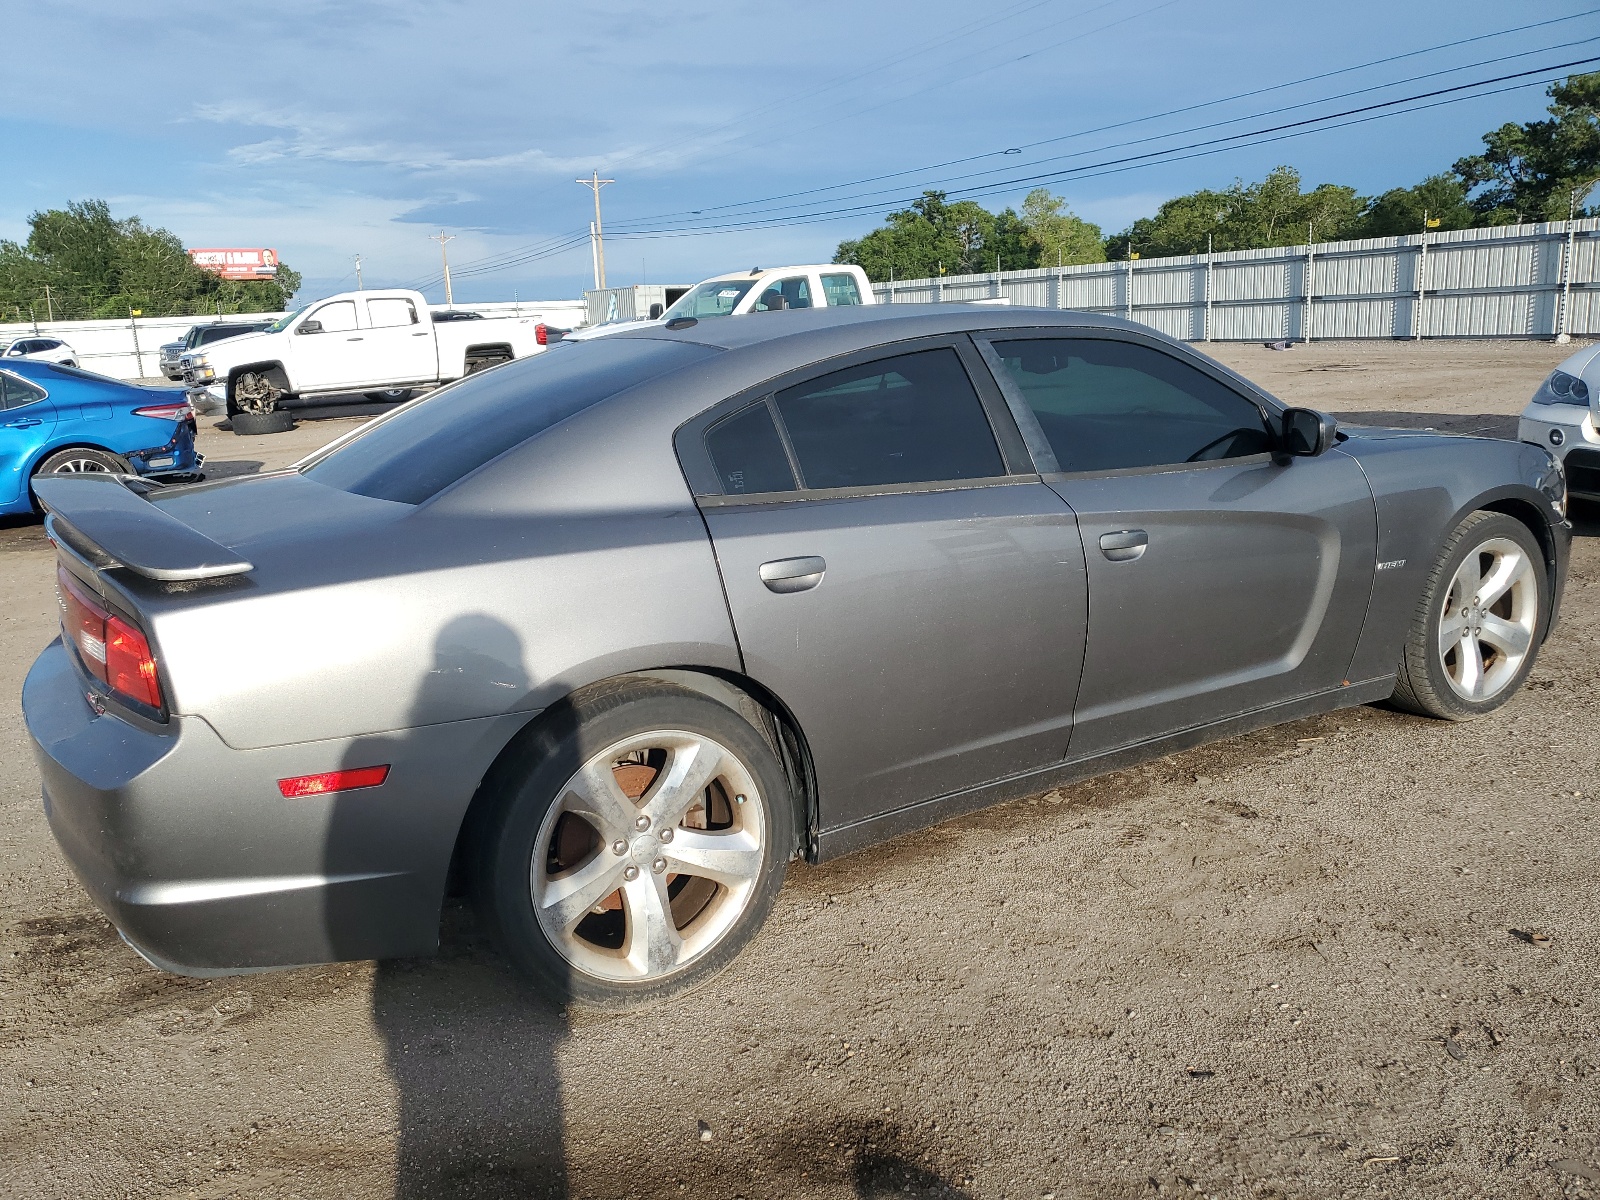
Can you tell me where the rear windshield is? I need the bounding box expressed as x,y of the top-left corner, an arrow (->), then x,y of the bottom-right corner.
303,338 -> 716,504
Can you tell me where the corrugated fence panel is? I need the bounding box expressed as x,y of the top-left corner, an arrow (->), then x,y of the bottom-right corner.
869,219 -> 1600,342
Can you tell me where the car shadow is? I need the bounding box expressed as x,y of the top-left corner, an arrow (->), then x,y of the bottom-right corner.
324,616 -> 977,1197
1330,410 -> 1520,440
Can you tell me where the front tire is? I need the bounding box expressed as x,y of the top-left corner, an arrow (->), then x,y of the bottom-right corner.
363,388 -> 415,402
471,680 -> 794,1010
1390,511 -> 1545,720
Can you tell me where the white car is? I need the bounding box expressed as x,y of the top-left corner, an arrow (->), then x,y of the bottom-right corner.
1519,343 -> 1600,504
565,264 -> 875,341
3,336 -> 77,366
180,289 -> 547,415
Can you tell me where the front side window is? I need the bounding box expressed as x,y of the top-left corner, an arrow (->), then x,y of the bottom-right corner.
307,300 -> 358,333
753,277 -> 812,311
773,347 -> 1003,490
820,273 -> 864,306
367,298 -> 418,328
663,279 -> 756,320
704,403 -> 796,496
989,338 -> 1273,474
0,372 -> 47,410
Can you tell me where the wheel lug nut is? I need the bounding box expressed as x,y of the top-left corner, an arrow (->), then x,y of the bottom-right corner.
611,839 -> 626,855
659,828 -> 674,843
623,865 -> 639,881
634,815 -> 651,832
735,794 -> 747,805
652,858 -> 667,874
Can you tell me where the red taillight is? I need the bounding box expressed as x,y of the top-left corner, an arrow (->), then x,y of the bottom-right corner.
535,323 -> 549,346
56,567 -> 163,709
132,401 -> 194,422
277,766 -> 390,798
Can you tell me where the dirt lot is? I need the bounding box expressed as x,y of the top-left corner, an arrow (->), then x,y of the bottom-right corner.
1,340 -> 1597,1200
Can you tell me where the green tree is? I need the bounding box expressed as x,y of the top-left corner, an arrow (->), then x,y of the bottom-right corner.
834,190 -> 1042,280
1454,71 -> 1600,222
0,199 -> 300,322
1106,167 -> 1365,259
1019,189 -> 1105,266
1358,174 -> 1476,238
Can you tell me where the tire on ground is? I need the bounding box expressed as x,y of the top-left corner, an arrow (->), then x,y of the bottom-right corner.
469,678 -> 795,1010
1389,510 -> 1546,721
363,389 -> 415,402
231,409 -> 296,436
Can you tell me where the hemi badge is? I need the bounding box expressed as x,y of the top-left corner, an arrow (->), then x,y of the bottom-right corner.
1377,559 -> 1407,571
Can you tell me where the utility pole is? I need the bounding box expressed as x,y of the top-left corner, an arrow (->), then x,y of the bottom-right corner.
429,231 -> 456,306
576,170 -> 615,290
354,254 -> 364,290
43,285 -> 53,322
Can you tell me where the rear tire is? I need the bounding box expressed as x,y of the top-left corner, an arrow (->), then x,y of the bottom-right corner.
363,388 -> 415,402
231,409 -> 296,436
469,679 -> 794,1010
35,447 -> 128,476
1389,511 -> 1545,720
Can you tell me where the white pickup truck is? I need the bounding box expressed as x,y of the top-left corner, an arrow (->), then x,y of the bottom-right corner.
179,289 -> 548,415
565,264 -> 876,341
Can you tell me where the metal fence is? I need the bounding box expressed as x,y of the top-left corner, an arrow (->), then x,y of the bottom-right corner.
873,218 -> 1600,342
0,299 -> 587,381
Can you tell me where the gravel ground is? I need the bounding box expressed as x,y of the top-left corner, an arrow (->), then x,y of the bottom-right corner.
1,340 -> 1597,1200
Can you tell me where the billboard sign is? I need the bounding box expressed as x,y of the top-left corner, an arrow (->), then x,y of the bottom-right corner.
188,248 -> 279,279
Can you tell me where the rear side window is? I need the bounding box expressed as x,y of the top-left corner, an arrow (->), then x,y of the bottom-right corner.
304,339 -> 717,504
0,372 -> 47,410
368,298 -> 418,328
990,338 -> 1273,473
705,403 -> 795,496
774,347 -> 1003,489
820,273 -> 863,306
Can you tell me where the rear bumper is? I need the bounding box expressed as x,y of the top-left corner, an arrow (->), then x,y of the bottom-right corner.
24,638 -> 517,975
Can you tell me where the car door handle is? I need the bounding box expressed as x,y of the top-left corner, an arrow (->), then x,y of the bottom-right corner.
4,418 -> 43,428
412,332 -> 429,337
347,337 -> 364,341
759,556 -> 826,593
1099,530 -> 1148,561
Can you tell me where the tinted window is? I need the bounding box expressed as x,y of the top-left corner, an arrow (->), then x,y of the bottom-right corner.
305,339 -> 716,504
46,363 -> 121,385
0,372 -> 47,410
704,403 -> 795,496
820,273 -> 863,306
753,277 -> 811,311
774,347 -> 1003,489
990,338 -> 1273,473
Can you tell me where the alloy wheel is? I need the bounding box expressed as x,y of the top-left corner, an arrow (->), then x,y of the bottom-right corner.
1437,535 -> 1537,702
530,730 -> 766,983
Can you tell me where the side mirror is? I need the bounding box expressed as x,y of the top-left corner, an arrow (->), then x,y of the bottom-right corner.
761,293 -> 786,311
1281,407 -> 1337,457
296,320 -> 323,335
648,303 -> 664,320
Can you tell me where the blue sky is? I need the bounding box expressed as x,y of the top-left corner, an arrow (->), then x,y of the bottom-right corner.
4,0 -> 1595,304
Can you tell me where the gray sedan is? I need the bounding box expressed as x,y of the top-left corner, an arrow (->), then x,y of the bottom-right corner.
24,305 -> 1571,1008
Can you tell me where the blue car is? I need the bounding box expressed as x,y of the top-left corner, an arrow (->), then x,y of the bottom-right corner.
0,360 -> 201,516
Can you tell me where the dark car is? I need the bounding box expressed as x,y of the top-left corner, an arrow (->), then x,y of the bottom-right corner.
159,321 -> 276,380
23,305 -> 1569,1009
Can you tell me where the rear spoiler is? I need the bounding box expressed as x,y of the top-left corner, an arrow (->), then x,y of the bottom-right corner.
33,474 -> 253,581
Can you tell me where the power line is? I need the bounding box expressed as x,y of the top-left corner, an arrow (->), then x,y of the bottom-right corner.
608,38 -> 1600,235
614,10 -> 1600,229
599,65 -> 1589,241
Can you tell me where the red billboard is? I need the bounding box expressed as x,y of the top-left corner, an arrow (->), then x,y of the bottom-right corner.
188,248 -> 279,280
